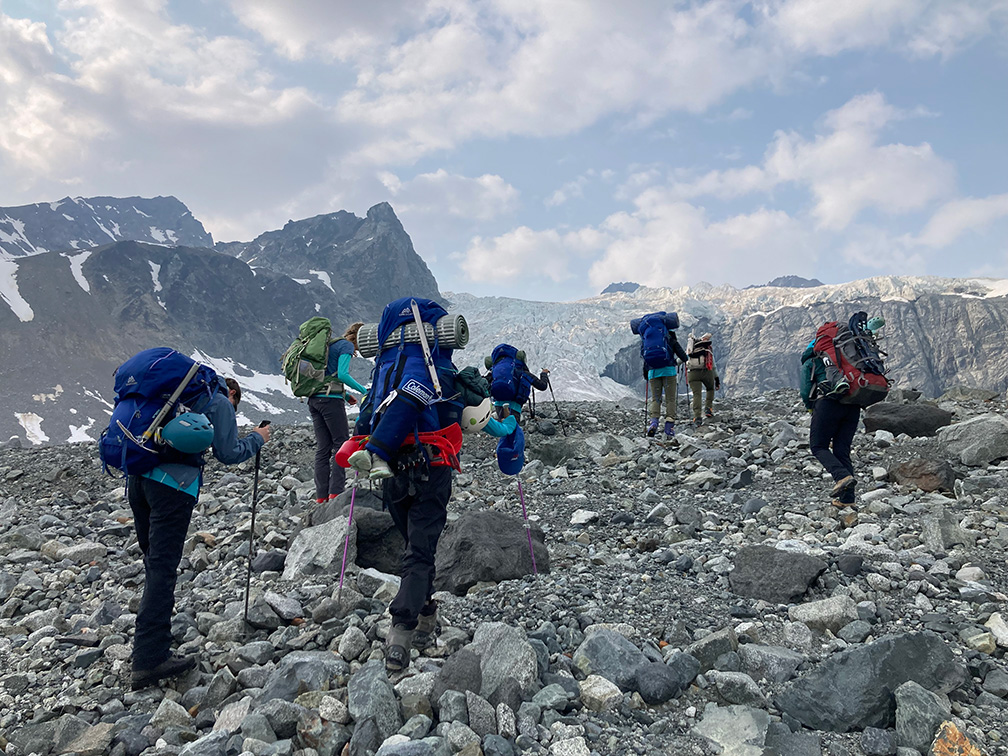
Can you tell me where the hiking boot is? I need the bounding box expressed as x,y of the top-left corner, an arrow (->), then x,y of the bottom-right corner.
664,421 -> 675,439
830,475 -> 856,498
131,653 -> 197,691
690,417 -> 703,428
413,607 -> 438,649
705,408 -> 714,419
368,456 -> 393,481
646,419 -> 658,437
385,623 -> 413,672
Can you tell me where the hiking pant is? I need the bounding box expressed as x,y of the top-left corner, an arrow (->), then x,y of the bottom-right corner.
384,464 -> 452,629
127,476 -> 195,671
648,375 -> 678,422
809,397 -> 860,504
688,369 -> 716,419
308,395 -> 348,500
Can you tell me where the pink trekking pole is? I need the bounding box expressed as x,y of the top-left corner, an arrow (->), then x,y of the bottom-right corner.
337,471 -> 359,602
517,476 -> 538,575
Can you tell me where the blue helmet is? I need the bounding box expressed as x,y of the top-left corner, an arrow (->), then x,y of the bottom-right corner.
159,412 -> 214,454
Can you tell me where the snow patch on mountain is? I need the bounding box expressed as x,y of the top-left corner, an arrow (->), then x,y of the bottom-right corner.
14,412 -> 48,445
66,251 -> 93,293
190,350 -> 297,421
310,270 -> 334,292
68,418 -> 96,443
0,255 -> 35,322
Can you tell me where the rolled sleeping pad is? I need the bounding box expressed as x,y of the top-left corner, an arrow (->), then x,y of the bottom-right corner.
357,314 -> 469,358
630,311 -> 679,334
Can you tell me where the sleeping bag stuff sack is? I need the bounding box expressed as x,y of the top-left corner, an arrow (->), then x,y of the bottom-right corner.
496,425 -> 525,476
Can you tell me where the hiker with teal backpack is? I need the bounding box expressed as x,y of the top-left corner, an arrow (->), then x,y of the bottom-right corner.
801,314 -> 887,518
631,311 -> 688,439
98,350 -> 270,690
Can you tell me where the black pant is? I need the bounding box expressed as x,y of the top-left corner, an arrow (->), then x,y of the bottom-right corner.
809,397 -> 860,503
127,475 -> 195,670
383,465 -> 452,629
309,395 -> 349,501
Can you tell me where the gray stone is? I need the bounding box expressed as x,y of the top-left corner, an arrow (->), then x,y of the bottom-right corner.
378,741 -> 435,756
338,625 -> 369,661
150,697 -> 193,730
687,627 -> 738,672
860,727 -> 898,756
178,731 -> 229,756
889,459 -> 956,493
399,713 -> 433,740
438,689 -> 469,724
863,403 -> 952,438
264,591 -> 303,620
729,545 -> 827,604
707,671 -> 767,707
838,620 -> 873,644
61,722 -> 115,756
578,674 -> 622,712
434,511 -> 548,595
983,668 -> 1008,698
894,680 -> 950,754
633,661 -> 688,704
692,703 -> 770,755
788,595 -> 858,634
258,650 -> 348,703
572,628 -> 648,690
739,645 -> 804,685
212,698 -> 253,733
465,691 -> 497,738
203,666 -> 237,710
240,711 -> 277,742
549,737 -> 591,756
257,698 -> 306,739
938,413 -> 1008,466
348,658 -> 404,739
468,622 -> 539,700
431,648 -> 483,704
775,632 -> 967,732
764,721 -> 822,756
281,516 -> 357,581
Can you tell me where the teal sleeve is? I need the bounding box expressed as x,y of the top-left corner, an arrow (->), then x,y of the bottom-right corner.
337,353 -> 368,394
483,415 -> 517,438
800,359 -> 814,408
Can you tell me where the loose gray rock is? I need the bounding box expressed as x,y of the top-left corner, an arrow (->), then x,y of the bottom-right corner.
349,658 -> 404,739
889,458 -> 956,493
572,629 -> 648,691
863,403 -> 952,438
728,545 -> 827,604
938,413 -> 1008,466
894,680 -> 951,754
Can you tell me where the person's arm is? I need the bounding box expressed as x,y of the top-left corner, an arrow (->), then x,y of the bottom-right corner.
799,359 -> 814,409
530,369 -> 550,391
672,335 -> 689,365
206,393 -> 264,465
483,414 -> 518,438
336,353 -> 368,395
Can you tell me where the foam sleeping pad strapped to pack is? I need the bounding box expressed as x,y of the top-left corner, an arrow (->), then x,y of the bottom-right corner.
356,314 -> 469,358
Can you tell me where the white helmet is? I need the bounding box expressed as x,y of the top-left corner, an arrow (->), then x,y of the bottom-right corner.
461,397 -> 492,434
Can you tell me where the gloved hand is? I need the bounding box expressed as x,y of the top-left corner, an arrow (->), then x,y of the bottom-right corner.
715,377 -> 721,390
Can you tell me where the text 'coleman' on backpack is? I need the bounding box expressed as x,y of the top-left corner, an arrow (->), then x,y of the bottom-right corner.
810,311 -> 890,407
630,311 -> 680,369
99,348 -> 221,476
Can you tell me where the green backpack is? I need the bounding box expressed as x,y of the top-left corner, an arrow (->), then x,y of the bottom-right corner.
282,317 -> 338,398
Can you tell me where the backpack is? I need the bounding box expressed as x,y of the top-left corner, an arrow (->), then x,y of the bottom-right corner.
356,297 -> 461,437
630,312 -> 680,369
282,317 -> 337,398
98,348 -> 220,476
812,312 -> 890,407
488,344 -> 535,405
686,335 -> 714,371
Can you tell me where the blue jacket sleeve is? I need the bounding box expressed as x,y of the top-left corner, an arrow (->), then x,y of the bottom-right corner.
483,415 -> 518,438
206,392 -> 264,465
337,353 -> 368,395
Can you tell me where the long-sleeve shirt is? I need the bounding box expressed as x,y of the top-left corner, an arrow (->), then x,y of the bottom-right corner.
483,414 -> 518,438
320,338 -> 367,397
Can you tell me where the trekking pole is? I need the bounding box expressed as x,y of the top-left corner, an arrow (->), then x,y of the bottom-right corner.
547,377 -> 567,436
529,389 -> 536,420
516,476 -> 538,576
244,420 -> 270,623
336,471 -> 360,603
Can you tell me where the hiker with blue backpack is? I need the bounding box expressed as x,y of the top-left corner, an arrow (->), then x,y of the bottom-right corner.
98,349 -> 270,690
484,344 -> 550,423
631,311 -> 689,439
800,314 -> 887,519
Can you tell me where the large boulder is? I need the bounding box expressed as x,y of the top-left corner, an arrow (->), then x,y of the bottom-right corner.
728,545 -> 827,604
467,622 -> 540,700
938,414 -> 1008,467
258,651 -> 349,704
434,511 -> 549,595
889,459 -> 957,493
775,632 -> 967,732
348,659 -> 403,740
307,490 -> 402,574
572,629 -> 648,691
282,517 -> 356,582
863,403 -> 952,438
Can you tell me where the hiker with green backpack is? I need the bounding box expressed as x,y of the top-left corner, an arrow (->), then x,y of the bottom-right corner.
282,318 -> 368,503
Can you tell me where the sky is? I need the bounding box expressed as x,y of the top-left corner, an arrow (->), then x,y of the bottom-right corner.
1,0 -> 1007,302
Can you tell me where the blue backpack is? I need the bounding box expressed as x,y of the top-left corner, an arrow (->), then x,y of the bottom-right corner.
99,348 -> 220,476
356,297 -> 461,436
488,344 -> 534,405
496,425 -> 525,476
630,311 -> 680,369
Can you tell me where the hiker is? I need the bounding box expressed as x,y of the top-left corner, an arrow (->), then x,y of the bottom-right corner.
685,332 -> 721,426
485,344 -> 550,421
800,315 -> 886,514
308,321 -> 368,504
127,376 -> 269,689
632,311 -> 688,439
345,297 -> 465,670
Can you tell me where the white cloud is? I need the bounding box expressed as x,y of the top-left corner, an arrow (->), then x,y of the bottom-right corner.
763,0 -> 918,55
916,194 -> 1008,247
380,169 -> 519,221
908,1 -> 1008,58
460,226 -> 607,284
671,92 -> 955,229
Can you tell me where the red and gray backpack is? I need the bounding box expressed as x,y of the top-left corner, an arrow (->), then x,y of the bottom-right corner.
813,312 -> 890,407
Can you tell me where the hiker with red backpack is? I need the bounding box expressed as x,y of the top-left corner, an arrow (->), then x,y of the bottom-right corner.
685,332 -> 720,427
631,311 -> 689,439
800,314 -> 887,517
